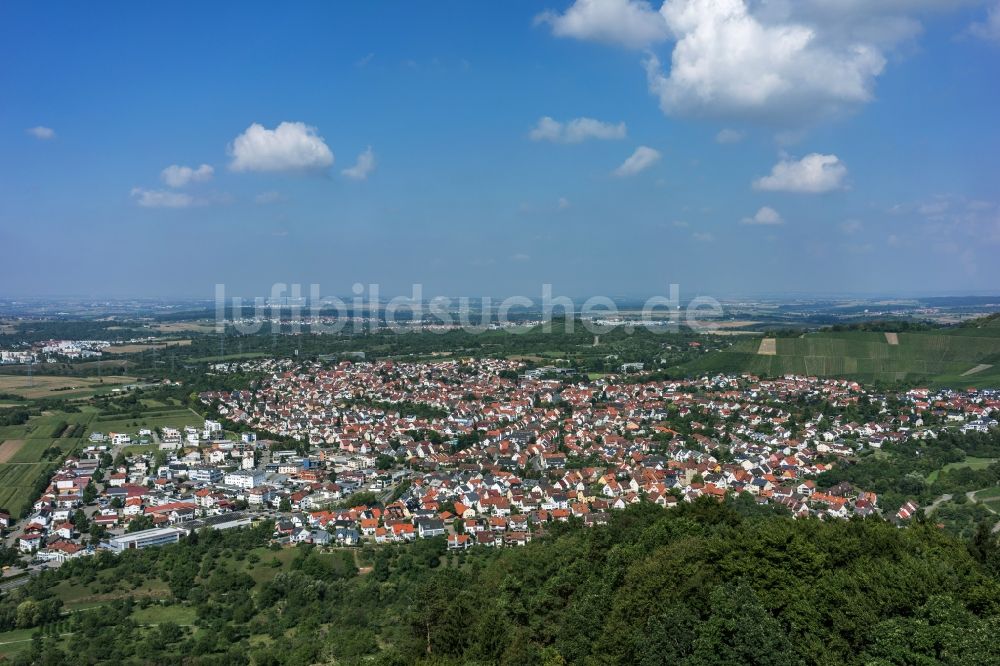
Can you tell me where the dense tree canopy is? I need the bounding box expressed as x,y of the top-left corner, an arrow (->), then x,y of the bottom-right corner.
2,499 -> 1000,665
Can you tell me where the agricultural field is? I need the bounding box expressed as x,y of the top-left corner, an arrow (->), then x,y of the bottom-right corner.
0,462 -> 56,517
106,339 -> 192,354
90,407 -> 204,435
681,325 -> 1000,386
186,351 -> 266,363
0,411 -> 94,516
154,321 -> 217,333
0,374 -> 136,400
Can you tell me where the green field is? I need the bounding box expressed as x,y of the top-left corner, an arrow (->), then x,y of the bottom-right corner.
0,462 -> 56,516
0,411 -> 95,516
927,457 -> 999,484
0,628 -> 39,659
974,486 -> 1000,512
90,408 -> 203,434
187,351 -> 266,363
0,374 -> 137,400
974,486 -> 1000,501
131,604 -> 197,626
943,457 -> 998,473
682,326 -> 1000,386
50,578 -> 173,611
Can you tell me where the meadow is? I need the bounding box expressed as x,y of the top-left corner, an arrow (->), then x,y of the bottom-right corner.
90,408 -> 203,434
0,374 -> 136,400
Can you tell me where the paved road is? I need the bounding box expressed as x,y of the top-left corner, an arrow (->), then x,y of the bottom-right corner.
0,562 -> 58,591
925,493 -> 953,513
0,575 -> 30,592
925,489 -> 1000,533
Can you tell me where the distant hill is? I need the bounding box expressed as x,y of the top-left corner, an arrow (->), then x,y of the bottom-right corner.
682,316 -> 1000,387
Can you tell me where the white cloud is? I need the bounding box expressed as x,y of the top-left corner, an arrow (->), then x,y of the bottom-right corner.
646,0 -> 886,124
529,116 -> 627,143
131,188 -> 196,208
341,146 -> 377,180
161,164 -> 214,188
692,231 -> 714,242
26,126 -> 55,140
541,0 -> 979,126
229,122 -> 334,172
715,128 -> 744,144
510,253 -> 531,262
753,153 -> 847,193
536,0 -> 669,49
613,145 -> 661,177
741,206 -> 783,225
969,2 -> 1000,42
558,197 -> 571,209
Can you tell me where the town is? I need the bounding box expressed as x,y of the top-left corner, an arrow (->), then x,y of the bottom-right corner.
6,355 -> 999,572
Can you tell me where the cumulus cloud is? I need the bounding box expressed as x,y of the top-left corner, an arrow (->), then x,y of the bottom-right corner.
613,146 -> 661,177
161,164 -> 214,188
529,116 -> 627,143
26,126 -> 55,140
645,0 -> 886,124
715,128 -> 744,144
753,153 -> 847,193
341,146 -> 377,180
229,122 -> 334,172
542,0 -> 974,126
741,206 -> 783,225
969,2 -> 1000,42
131,188 -> 197,208
536,0 -> 669,48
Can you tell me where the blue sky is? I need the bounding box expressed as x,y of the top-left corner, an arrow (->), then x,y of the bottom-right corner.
1,1 -> 999,299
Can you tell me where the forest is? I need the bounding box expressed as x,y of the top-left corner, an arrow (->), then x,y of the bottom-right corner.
3,498 -> 1000,665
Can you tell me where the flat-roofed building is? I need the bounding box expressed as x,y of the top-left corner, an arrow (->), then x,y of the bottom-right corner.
107,527 -> 186,552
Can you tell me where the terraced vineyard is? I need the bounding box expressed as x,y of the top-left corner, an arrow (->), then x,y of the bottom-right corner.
683,319 -> 1000,386
0,411 -> 95,517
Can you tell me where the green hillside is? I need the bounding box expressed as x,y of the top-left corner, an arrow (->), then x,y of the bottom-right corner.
4,500 -> 1000,665
684,320 -> 1000,386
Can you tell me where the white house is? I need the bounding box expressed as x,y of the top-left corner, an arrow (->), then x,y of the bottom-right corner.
224,469 -> 265,490
110,432 -> 131,447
